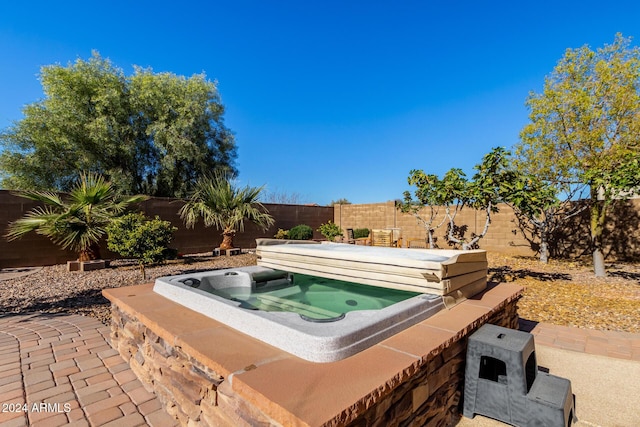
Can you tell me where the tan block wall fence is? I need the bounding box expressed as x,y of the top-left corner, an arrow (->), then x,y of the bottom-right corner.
334,200 -> 640,260
2,189 -> 639,268
334,201 -> 537,256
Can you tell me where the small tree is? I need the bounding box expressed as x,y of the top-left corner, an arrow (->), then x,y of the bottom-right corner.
106,213 -> 177,279
179,173 -> 275,250
398,172 -> 449,248
6,172 -> 147,261
401,167 -> 469,248
502,173 -> 587,263
317,220 -> 343,241
401,147 -> 512,250
433,168 -> 469,249
288,224 -> 314,240
460,147 -> 513,249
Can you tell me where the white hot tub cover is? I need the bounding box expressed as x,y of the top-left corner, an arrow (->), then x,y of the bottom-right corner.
256,240 -> 488,299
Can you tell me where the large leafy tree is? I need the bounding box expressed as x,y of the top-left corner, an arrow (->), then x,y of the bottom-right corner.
129,68 -> 236,197
0,52 -> 236,197
6,172 -> 147,261
179,173 -> 275,250
517,34 -> 640,276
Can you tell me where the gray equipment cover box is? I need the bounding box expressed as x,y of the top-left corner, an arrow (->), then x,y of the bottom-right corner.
463,324 -> 574,426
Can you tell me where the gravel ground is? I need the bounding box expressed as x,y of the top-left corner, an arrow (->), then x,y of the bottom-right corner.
489,253 -> 640,333
1,251 -> 638,332
0,252 -> 258,325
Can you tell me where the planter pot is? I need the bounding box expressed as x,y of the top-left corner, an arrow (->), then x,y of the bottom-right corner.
67,260 -> 106,272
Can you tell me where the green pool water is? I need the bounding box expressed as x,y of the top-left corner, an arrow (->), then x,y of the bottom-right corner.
209,273 -> 420,321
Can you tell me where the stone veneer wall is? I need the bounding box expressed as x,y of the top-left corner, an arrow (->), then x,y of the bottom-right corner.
108,307 -> 235,426
349,300 -> 519,427
107,297 -> 519,426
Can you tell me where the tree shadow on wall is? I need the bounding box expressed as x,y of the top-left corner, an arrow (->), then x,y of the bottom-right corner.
550,199 -> 640,262
549,200 -> 592,259
507,215 -> 541,255
603,200 -> 640,262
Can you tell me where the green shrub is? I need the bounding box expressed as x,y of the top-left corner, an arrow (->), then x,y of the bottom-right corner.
288,224 -> 313,240
107,213 -> 177,279
317,220 -> 343,241
274,228 -> 289,239
353,228 -> 370,239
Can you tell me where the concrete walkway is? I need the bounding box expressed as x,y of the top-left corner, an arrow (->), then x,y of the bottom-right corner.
521,319 -> 640,361
0,313 -> 638,427
0,313 -> 177,427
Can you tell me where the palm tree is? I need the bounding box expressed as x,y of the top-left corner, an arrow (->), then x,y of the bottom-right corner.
179,173 -> 275,250
6,172 -> 147,261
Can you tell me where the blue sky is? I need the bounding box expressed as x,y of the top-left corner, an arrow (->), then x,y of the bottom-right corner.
2,1 -> 640,205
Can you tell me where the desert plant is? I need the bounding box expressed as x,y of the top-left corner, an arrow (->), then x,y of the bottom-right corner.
353,228 -> 370,239
106,213 -> 177,279
179,172 -> 275,250
274,229 -> 289,239
317,221 -> 342,241
288,224 -> 313,240
5,172 -> 147,261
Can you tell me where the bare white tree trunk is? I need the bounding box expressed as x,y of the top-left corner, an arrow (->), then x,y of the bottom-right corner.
590,189 -> 607,277
410,206 -> 445,249
539,239 -> 549,264
446,206 -> 464,248
463,204 -> 492,250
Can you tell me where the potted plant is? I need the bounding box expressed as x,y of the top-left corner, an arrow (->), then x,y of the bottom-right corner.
317,220 -> 343,242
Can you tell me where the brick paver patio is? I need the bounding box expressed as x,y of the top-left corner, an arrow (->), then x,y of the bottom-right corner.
0,313 -> 177,427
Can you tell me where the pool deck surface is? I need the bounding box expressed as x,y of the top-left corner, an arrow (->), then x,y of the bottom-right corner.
0,313 -> 177,427
0,311 -> 638,426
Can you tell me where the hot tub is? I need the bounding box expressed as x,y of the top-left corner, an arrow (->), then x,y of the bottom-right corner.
256,240 -> 488,296
153,265 -> 445,362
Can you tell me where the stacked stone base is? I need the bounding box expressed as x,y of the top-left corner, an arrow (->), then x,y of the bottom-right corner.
109,308 -> 240,426
108,296 -> 519,427
350,300 -> 519,427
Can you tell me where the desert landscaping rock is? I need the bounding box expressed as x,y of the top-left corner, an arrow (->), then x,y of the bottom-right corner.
1,251 -> 638,333
0,253 -> 258,325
